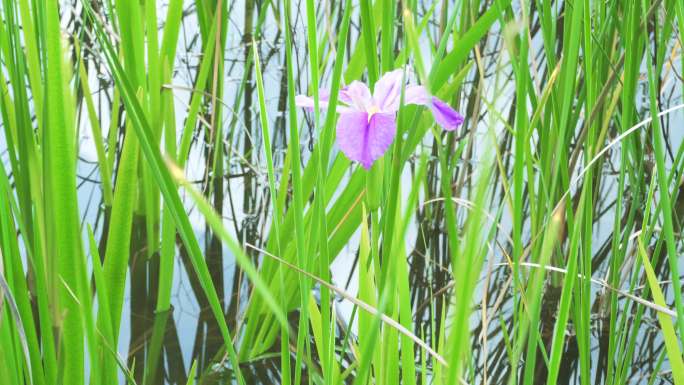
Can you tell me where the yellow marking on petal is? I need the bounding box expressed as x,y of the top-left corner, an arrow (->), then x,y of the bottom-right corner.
367,105 -> 380,122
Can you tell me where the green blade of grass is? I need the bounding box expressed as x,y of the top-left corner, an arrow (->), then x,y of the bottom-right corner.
81,3 -> 245,383
43,2 -> 85,383
637,238 -> 684,384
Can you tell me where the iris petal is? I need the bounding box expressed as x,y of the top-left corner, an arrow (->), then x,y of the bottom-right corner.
404,85 -> 431,105
338,87 -> 353,105
372,69 -> 404,112
336,110 -> 370,166
430,97 -> 464,131
364,112 -> 396,169
335,111 -> 397,169
295,89 -> 330,110
340,81 -> 372,111
295,95 -> 319,109
397,86 -> 464,130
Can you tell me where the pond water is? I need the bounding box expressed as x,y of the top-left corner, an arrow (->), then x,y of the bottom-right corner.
2,1 -> 684,384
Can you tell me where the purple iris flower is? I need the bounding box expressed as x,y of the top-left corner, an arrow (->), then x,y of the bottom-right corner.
296,69 -> 464,169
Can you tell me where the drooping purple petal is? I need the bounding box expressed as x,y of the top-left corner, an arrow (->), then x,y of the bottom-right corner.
364,112 -> 396,169
430,97 -> 464,131
399,86 -> 464,130
372,69 -> 404,112
335,111 -> 397,169
295,89 -> 331,110
340,81 -> 372,111
336,110 -> 370,166
295,95 -> 321,109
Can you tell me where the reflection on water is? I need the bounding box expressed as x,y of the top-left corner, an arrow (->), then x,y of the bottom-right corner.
1,0 -> 681,384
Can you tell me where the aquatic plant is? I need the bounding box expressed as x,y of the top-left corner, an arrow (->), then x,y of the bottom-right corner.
296,68 -> 463,168
0,1 -> 683,385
